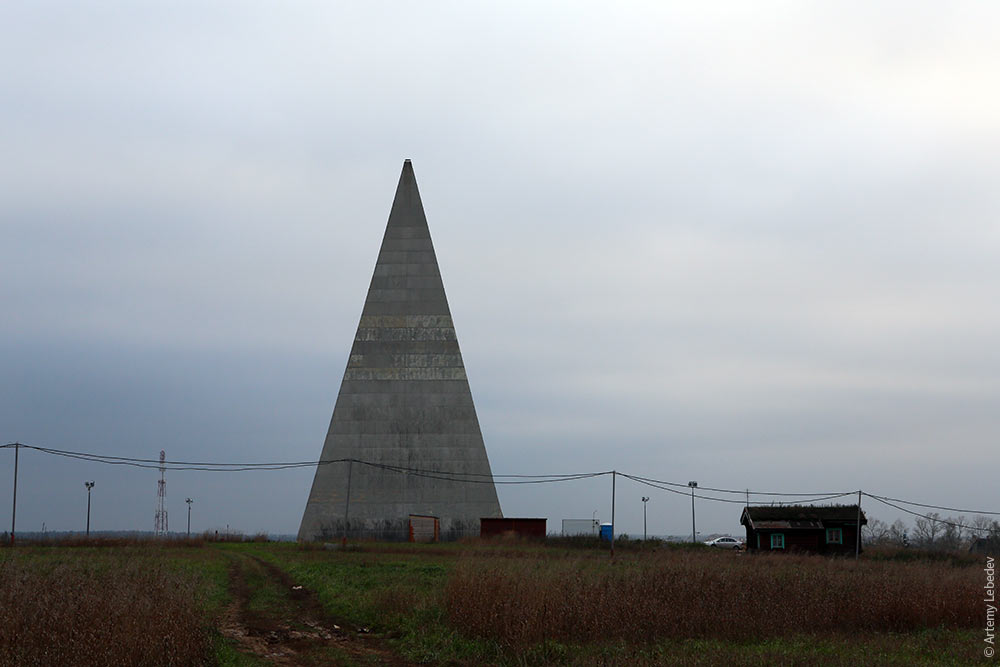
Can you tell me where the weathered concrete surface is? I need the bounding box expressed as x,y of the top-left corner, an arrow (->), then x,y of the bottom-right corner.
298,160 -> 502,541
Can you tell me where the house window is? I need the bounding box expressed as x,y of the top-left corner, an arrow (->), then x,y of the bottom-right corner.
826,528 -> 843,544
770,533 -> 785,549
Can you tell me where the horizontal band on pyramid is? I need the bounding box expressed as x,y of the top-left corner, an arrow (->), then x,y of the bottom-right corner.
327,420 -> 482,435
331,406 -> 479,422
348,354 -> 464,368
354,327 -> 457,342
358,315 -> 454,328
339,379 -> 471,394
335,393 -> 474,408
378,238 -> 435,252
383,226 -> 431,240
372,264 -> 441,277
343,367 -> 468,381
375,251 -> 438,264
369,276 -> 444,290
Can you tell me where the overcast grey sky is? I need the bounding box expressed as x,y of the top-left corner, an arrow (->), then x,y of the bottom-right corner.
2,2 -> 998,537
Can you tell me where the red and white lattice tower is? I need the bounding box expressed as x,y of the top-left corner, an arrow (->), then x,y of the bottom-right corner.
154,450 -> 168,535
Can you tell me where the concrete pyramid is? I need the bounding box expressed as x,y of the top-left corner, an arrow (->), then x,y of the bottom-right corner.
298,160 -> 502,541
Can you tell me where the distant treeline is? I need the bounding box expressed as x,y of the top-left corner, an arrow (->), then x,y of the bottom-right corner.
864,513 -> 999,550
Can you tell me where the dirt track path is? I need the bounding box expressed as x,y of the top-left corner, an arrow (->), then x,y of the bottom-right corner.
219,554 -> 412,666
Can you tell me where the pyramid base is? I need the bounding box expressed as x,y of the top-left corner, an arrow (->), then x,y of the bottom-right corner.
298,516 -> 488,543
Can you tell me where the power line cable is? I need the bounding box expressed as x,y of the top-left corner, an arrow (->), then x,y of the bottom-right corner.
5,442 -> 997,516
864,492 -> 1000,517
862,493 -> 996,536
7,446 -> 324,472
620,473 -> 744,504
624,472 -> 854,498
1,443 -> 609,484
358,460 -> 610,484
621,473 -> 855,505
2,443 -> 606,479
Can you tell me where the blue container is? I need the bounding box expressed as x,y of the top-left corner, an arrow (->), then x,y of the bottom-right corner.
599,523 -> 613,541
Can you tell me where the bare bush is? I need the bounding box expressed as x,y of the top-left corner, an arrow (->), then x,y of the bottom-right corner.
913,512 -> 944,548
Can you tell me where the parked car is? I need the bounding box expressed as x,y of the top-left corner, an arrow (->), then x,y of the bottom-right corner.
704,536 -> 744,550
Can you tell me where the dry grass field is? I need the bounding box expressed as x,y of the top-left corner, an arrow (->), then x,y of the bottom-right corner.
0,537 -> 988,665
446,549 -> 980,644
0,544 -> 212,666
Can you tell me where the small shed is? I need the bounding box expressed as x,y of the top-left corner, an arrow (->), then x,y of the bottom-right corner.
480,517 -> 546,539
741,505 -> 867,555
408,514 -> 440,543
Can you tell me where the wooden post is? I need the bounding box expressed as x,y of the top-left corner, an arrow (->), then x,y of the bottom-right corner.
610,471 -> 616,558
10,443 -> 18,546
855,490 -> 862,559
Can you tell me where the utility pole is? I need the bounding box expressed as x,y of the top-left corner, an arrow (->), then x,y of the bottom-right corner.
84,481 -> 95,537
855,490 -> 862,560
154,450 -> 168,535
688,481 -> 698,543
186,498 -> 193,538
10,443 -> 19,546
610,470 -> 616,558
642,496 -> 649,541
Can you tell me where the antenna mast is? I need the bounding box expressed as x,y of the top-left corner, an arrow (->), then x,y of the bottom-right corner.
154,450 -> 168,535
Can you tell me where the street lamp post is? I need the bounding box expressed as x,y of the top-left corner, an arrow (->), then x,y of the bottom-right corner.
186,498 -> 193,538
688,481 -> 698,544
84,481 -> 95,537
641,496 -> 649,540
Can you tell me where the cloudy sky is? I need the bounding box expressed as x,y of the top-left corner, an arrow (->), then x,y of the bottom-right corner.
2,2 -> 998,537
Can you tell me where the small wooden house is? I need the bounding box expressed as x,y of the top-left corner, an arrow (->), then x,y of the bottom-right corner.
740,505 -> 867,555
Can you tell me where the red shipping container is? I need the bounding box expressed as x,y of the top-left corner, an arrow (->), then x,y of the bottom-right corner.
479,517 -> 546,539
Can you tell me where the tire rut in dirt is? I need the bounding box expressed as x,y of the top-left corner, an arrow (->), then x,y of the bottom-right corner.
221,553 -> 413,666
